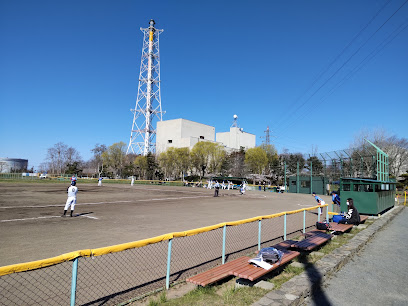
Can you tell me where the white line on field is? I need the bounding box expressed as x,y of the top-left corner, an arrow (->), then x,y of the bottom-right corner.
0,196 -> 213,209
297,204 -> 313,206
81,215 -> 98,219
0,216 -> 62,222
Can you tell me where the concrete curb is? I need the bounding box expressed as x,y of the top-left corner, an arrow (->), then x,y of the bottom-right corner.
251,205 -> 405,306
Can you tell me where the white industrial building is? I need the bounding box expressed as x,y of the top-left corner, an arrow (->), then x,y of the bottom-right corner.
156,118 -> 256,153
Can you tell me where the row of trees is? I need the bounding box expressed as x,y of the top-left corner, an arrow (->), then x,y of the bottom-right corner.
40,131 -> 408,188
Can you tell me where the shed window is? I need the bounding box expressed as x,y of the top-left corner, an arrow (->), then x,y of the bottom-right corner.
343,184 -> 350,191
199,136 -> 204,139
301,181 -> 310,188
168,140 -> 172,144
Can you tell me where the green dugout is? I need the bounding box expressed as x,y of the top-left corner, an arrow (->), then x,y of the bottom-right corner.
340,178 -> 396,215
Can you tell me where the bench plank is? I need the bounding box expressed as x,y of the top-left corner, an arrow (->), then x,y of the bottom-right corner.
186,256 -> 250,286
235,250 -> 300,281
360,215 -> 369,223
291,231 -> 332,251
328,222 -> 354,233
186,241 -> 301,286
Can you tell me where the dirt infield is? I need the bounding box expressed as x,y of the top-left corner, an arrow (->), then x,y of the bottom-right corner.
0,182 -> 331,267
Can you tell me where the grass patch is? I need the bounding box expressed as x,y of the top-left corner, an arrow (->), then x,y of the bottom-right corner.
144,285 -> 267,306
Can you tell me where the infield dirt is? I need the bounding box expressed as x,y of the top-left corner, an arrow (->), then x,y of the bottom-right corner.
0,182 -> 331,266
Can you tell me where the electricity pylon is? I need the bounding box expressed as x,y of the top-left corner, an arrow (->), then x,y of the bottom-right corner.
127,19 -> 165,155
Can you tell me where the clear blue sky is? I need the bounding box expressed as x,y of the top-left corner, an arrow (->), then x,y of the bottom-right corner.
1,0 -> 407,170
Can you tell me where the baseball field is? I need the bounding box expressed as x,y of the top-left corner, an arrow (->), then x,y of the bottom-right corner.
0,181 -> 331,267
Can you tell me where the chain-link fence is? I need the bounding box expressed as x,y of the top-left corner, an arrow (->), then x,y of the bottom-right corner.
0,205 -> 328,306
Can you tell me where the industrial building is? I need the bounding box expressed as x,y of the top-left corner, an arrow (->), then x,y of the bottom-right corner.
156,118 -> 256,153
0,158 -> 28,173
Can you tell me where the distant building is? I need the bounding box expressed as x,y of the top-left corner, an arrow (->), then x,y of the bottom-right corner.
216,127 -> 256,151
156,119 -> 217,153
156,118 -> 256,153
0,158 -> 28,173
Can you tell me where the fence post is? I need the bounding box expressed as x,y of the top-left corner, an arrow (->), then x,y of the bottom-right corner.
318,206 -> 321,222
303,209 -> 306,233
70,258 -> 79,306
222,225 -> 227,264
166,238 -> 173,290
326,204 -> 329,221
258,220 -> 262,251
284,213 -> 287,240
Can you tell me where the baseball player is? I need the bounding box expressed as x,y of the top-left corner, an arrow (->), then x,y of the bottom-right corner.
312,192 -> 325,216
71,175 -> 77,183
214,181 -> 220,197
98,177 -> 103,186
131,176 -> 135,186
62,181 -> 78,217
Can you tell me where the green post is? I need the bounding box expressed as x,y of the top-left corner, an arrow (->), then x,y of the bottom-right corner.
296,162 -> 299,194
310,161 -> 313,194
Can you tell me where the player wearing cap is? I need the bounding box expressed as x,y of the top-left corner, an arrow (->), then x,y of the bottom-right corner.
312,192 -> 325,216
62,181 -> 78,217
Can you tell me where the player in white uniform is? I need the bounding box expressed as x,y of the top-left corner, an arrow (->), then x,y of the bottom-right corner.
62,181 -> 78,217
98,177 -> 103,186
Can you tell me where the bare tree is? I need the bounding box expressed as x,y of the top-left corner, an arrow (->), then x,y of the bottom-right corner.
90,144 -> 107,178
45,142 -> 82,174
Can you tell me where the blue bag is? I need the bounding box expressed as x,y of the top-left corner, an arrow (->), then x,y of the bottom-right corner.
333,214 -> 344,223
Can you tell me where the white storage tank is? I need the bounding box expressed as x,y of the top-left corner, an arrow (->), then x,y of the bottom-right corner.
0,158 -> 28,173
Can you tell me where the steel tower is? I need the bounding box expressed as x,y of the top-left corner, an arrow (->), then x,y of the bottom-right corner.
127,19 -> 164,155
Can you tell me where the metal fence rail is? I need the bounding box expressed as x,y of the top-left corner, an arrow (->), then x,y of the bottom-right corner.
0,205 -> 328,306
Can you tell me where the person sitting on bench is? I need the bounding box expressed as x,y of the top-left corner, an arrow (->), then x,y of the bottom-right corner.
338,198 -> 360,225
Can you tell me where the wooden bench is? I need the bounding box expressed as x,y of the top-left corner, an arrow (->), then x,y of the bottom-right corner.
233,245 -> 300,281
290,230 -> 332,251
186,241 -> 300,286
359,215 -> 369,223
328,222 -> 354,233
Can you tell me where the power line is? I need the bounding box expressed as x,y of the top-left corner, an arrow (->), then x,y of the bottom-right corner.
272,0 -> 393,130
276,17 -> 408,136
275,0 -> 408,134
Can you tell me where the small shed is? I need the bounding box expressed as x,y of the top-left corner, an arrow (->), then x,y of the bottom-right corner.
288,176 -> 328,195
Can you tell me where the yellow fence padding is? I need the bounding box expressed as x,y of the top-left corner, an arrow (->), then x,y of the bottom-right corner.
0,204 -> 328,276
91,233 -> 174,257
0,249 -> 92,276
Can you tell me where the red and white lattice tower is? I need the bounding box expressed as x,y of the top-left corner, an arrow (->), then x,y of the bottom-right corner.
127,19 -> 165,155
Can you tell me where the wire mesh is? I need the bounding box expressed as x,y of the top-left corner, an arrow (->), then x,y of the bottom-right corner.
169,228 -> 223,283
224,221 -> 259,261
77,240 -> 168,306
0,261 -> 72,306
0,208 -> 327,305
260,216 -> 284,249
286,212 -> 305,239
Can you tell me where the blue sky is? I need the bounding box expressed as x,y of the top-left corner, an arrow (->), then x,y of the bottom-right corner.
1,0 -> 407,170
